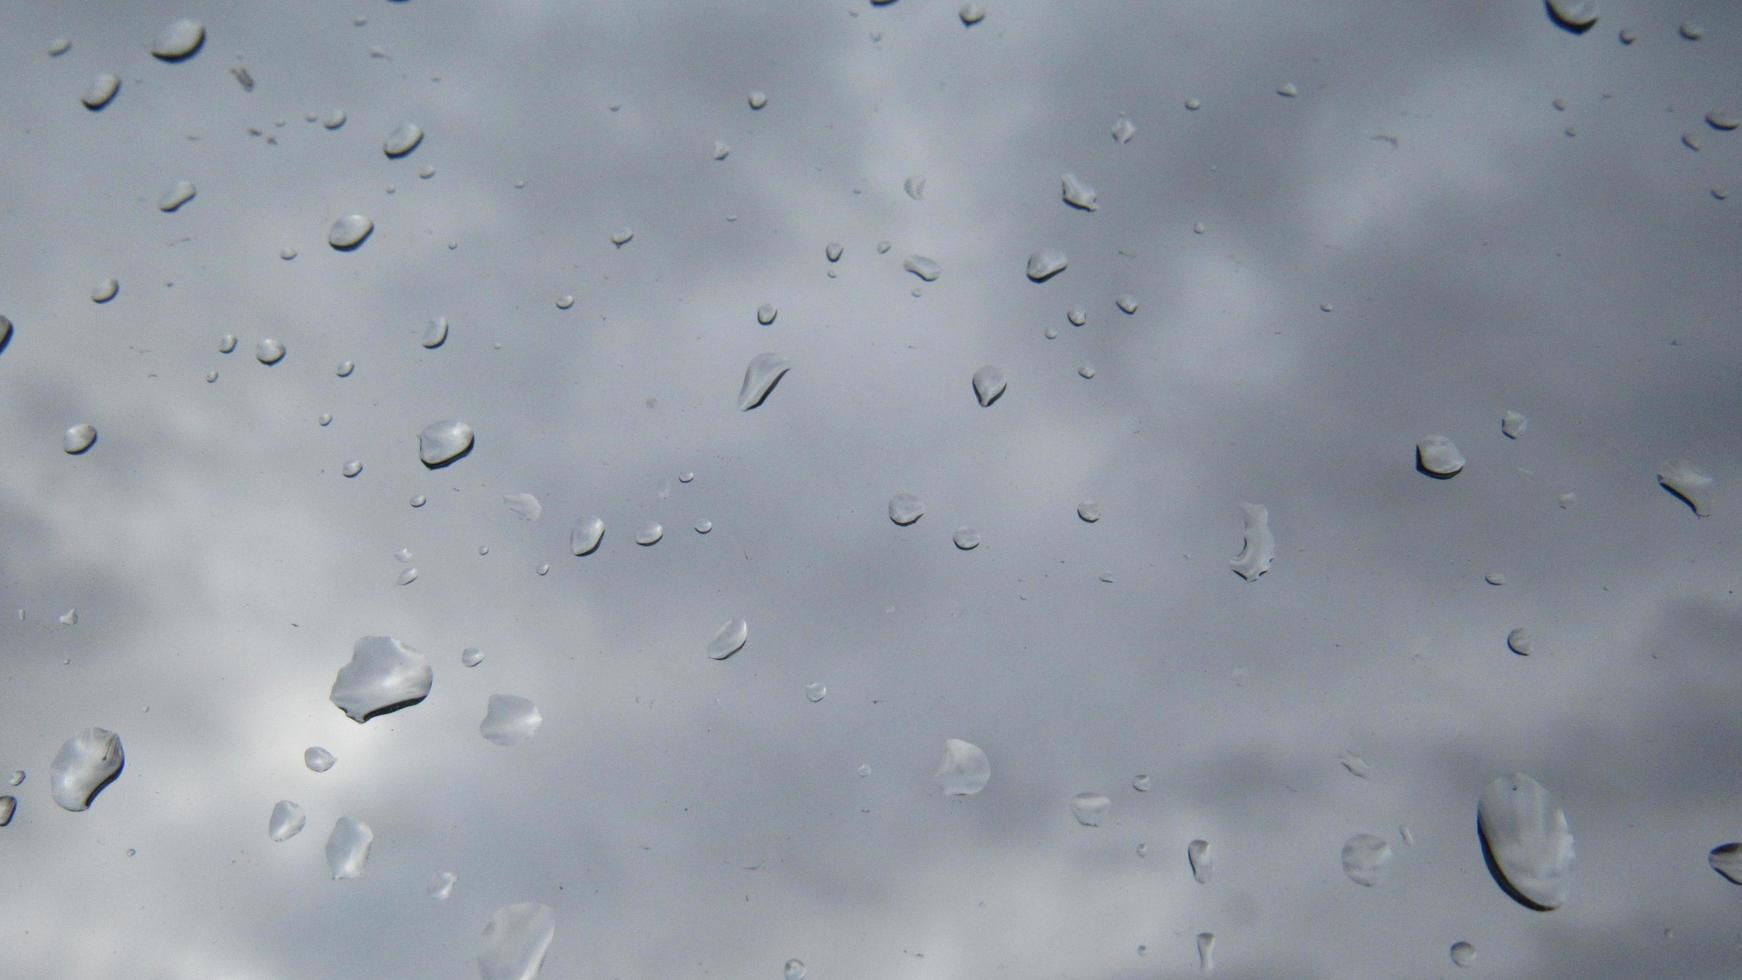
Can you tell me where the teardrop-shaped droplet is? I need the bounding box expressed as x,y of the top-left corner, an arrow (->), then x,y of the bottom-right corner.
952,526 -> 981,550
326,816 -> 374,879
503,493 -> 542,521
804,682 -> 827,702
738,352 -> 792,410
158,180 -> 196,212
480,695 -> 543,746
1115,294 -> 1139,314
1230,503 -> 1274,581
935,739 -> 990,795
82,73 -> 120,110
1478,772 -> 1575,910
1077,501 -> 1101,523
268,800 -> 306,842
756,303 -> 778,325
1341,833 -> 1393,886
1111,116 -> 1136,143
1450,941 -> 1476,968
826,241 -> 844,262
971,365 -> 1007,406
327,214 -> 373,250
63,423 -> 97,455
304,746 -> 336,772
1546,0 -> 1598,32
903,255 -> 941,281
1416,435 -> 1464,477
571,517 -> 605,556
889,492 -> 925,526
1061,173 -> 1098,211
1188,839 -> 1214,883
329,635 -> 433,723
635,521 -> 663,545
747,90 -> 768,110
150,18 -> 205,60
708,618 -> 748,660
49,727 -> 123,811
1657,460 -> 1713,516
1196,933 -> 1215,975
383,122 -> 424,157
1069,792 -> 1110,826
418,420 -> 474,468
1501,410 -> 1528,438
92,277 -> 119,303
1708,843 -> 1742,885
478,902 -> 556,980
1026,248 -> 1068,282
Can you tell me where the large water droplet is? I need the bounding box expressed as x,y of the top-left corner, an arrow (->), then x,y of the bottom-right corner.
1450,941 -> 1476,967
935,739 -> 990,795
903,255 -> 941,281
708,618 -> 749,660
480,695 -> 544,746
1416,435 -> 1465,477
1708,843 -> 1742,884
1111,116 -> 1136,143
328,214 -> 373,251
1230,503 -> 1274,581
0,795 -> 18,826
738,352 -> 792,410
952,526 -> 981,550
1341,833 -> 1393,886
571,517 -> 605,556
1061,173 -> 1098,211
1026,248 -> 1068,282
1069,792 -> 1110,826
478,902 -> 556,980
1196,932 -> 1215,974
1478,772 -> 1574,910
383,122 -> 424,158
158,180 -> 196,213
889,492 -> 925,526
150,18 -> 205,60
268,800 -> 306,842
326,816 -> 374,879
972,365 -> 1007,406
1502,410 -> 1528,439
82,73 -> 120,110
46,728 -> 117,814
1546,0 -> 1598,32
418,420 -> 474,468
503,493 -> 543,521
92,277 -> 119,303
304,746 -> 336,772
63,423 -> 97,455
329,636 -> 433,723
428,870 -> 458,899
635,521 -> 663,545
1657,460 -> 1713,516
1188,839 -> 1213,883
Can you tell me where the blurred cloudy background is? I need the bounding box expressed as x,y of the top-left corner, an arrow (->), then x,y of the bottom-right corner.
1,0 -> 1740,976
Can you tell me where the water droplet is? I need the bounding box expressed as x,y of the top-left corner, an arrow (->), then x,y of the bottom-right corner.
1709,843 -> 1742,884
418,164 -> 436,180
329,636 -> 433,723
903,255 -> 941,281
1188,839 -> 1214,883
1320,301 -> 1335,313
1450,941 -> 1476,967
1061,173 -> 1098,211
748,90 -> 768,110
251,339 -> 285,366
383,122 -> 424,157
739,352 -> 792,410
1339,751 -> 1371,778
328,214 -> 373,250
1478,772 -> 1575,910
784,959 -> 807,980
1708,111 -> 1740,131
150,18 -> 205,60
320,108 -> 347,129
1115,294 -> 1139,314
397,566 -> 418,586
298,746 -> 337,774
1506,628 -> 1536,656
1400,825 -> 1416,846
1077,363 -> 1097,379
0,796 -> 15,826
934,739 -> 990,795
341,459 -> 363,478
532,563 -> 549,577
1043,327 -> 1058,339
1558,492 -> 1577,509
455,647 -> 484,669
216,334 -> 237,354
63,423 -> 97,455
1546,0 -> 1598,32
1228,503 -> 1274,581
1026,248 -> 1068,282
1342,834 -> 1393,886
959,3 -> 987,24
418,420 -> 474,468
268,801 -> 305,842
1068,793 -> 1111,826
479,545 -> 490,555
326,817 -> 374,879
756,303 -> 778,325
92,277 -> 119,303
1133,774 -> 1152,792
565,516 -> 605,556
1657,460 -> 1713,516
876,240 -> 892,254
1416,435 -> 1465,477
59,609 -> 78,626
426,870 -> 458,900
408,494 -> 427,509
49,727 -> 123,811
318,413 -> 333,427
1196,933 -> 1216,974
82,73 -> 120,110
48,37 -> 71,56
952,526 -> 981,550
971,365 -> 1007,407
158,180 -> 196,213
903,174 -> 926,200
480,695 -> 543,746
1501,410 -> 1528,439
888,492 -> 925,526
636,521 -> 663,545
478,902 -> 556,980
418,317 -> 450,351
6,771 -> 21,787
1618,27 -> 1636,43
1077,501 -> 1101,523
704,617 -> 749,661
1277,82 -> 1299,98
1679,20 -> 1704,40
1193,221 -> 1207,234
804,682 -> 828,703
1111,115 -> 1137,143
335,360 -> 355,378
1683,132 -> 1703,152
503,493 -> 543,521
1136,843 -> 1149,859
1484,571 -> 1507,587
1066,307 -> 1087,327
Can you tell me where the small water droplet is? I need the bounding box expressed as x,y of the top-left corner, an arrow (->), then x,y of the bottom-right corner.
82,73 -> 120,110
326,817 -> 374,879
1193,221 -> 1207,234
6,771 -> 22,787
218,334 -> 237,353
694,520 -> 712,534
480,695 -> 543,746
397,566 -> 418,585
1196,933 -> 1216,975
328,214 -> 373,250
636,521 -> 663,545
935,739 -> 990,795
254,338 -> 286,365
1505,626 -> 1535,656
1061,173 -> 1098,211
150,18 -> 205,60
971,365 -> 1007,406
383,121 -> 424,158
334,360 -> 355,378
420,316 -> 450,349
59,609 -> 78,626
1230,503 -> 1274,581
825,241 -> 844,262
1026,248 -> 1068,282
756,303 -> 778,325
48,37 -> 71,56
1069,793 -> 1111,826
805,682 -> 827,702
1679,20 -> 1704,40
1043,327 -> 1058,339
1111,115 -> 1137,142
1339,751 -> 1371,778
1115,294 -> 1139,314
889,492 -> 925,526
952,526 -> 981,550
1133,774 -> 1152,792
708,618 -> 748,660
1657,459 -> 1713,516
1501,410 -> 1528,439
710,140 -> 731,161
341,459 -> 363,478
0,796 -> 14,826
329,635 -> 433,723
1416,435 -> 1465,477
49,728 -> 123,811
535,563 -> 550,577
92,277 -> 119,303
479,903 -> 557,980
1546,0 -> 1599,32
555,294 -> 575,311
876,240 -> 892,254
461,647 -> 484,668
1683,132 -> 1703,152
1342,833 -> 1393,886
1557,492 -> 1576,509
748,90 -> 768,109
63,423 -> 96,455
1067,307 -> 1087,326
320,108 -> 347,129
418,420 -> 474,468
318,413 -> 333,427
158,180 -> 196,213
1277,82 -> 1299,97
1189,839 -> 1213,883
739,352 -> 792,410
785,959 -> 807,980
428,870 -> 458,900
903,255 -> 941,281
1478,772 -> 1575,909
1450,941 -> 1476,967
268,800 -> 306,842
1077,501 -> 1101,523
1618,27 -> 1636,43
418,164 -> 436,180
857,763 -> 872,777
204,369 -> 218,383
478,545 -> 490,556
1077,363 -> 1097,379
304,746 -> 336,772
904,174 -> 926,200
1484,571 -> 1506,586
1400,825 -> 1415,845
409,494 -> 427,508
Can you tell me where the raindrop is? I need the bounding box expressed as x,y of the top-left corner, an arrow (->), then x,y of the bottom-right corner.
397,567 -> 418,586
712,140 -> 730,160
571,517 -> 605,556
327,214 -> 373,250
694,520 -> 712,534
1708,111 -> 1739,131
1133,774 -> 1152,792
826,241 -> 844,262
503,493 -> 543,521
218,334 -> 237,353
6,771 -> 21,787
0,796 -> 14,826
1185,97 -> 1202,110
1450,941 -> 1476,967
205,370 -> 219,383
280,247 -> 297,260
82,73 -> 120,110
1193,221 -> 1206,234
904,174 -> 926,200
1230,503 -> 1273,581
429,871 -> 458,900
1043,327 -> 1058,339
150,18 -> 205,60
738,352 -> 792,410
383,122 -> 424,157
321,108 -> 347,129
1342,833 -> 1393,886
329,636 -> 433,723
462,647 -> 484,667
889,492 -> 925,526
422,316 -> 449,349
1400,826 -> 1416,846
268,801 -> 305,842
953,526 -> 981,550
1277,82 -> 1298,97
1111,115 -> 1137,143
1416,435 -> 1465,477
1061,173 -> 1098,211
971,365 -> 1007,406
805,683 -> 828,702
1069,792 -> 1111,826
1478,772 -> 1574,910
1546,0 -> 1599,32
1077,501 -> 1101,523
959,4 -> 986,25
326,817 -> 374,879
318,414 -> 333,427
708,618 -> 748,660
679,471 -> 695,483
1657,460 -> 1713,516
1188,839 -> 1214,883
478,903 -> 556,980
336,360 -> 354,378
535,563 -> 549,577
785,959 -> 807,980
48,37 -> 70,56
304,747 -> 336,772
1115,294 -> 1139,314
480,695 -> 543,746
158,180 -> 196,212
1339,751 -> 1371,778
59,609 -> 78,626
1679,20 -> 1704,40
1709,843 -> 1742,885
756,303 -> 778,325
1683,132 -> 1703,152
1026,248 -> 1068,282
1067,307 -> 1087,326
748,90 -> 768,109
1503,627 -> 1536,656
410,494 -> 427,508
636,521 -> 663,545
92,278 -> 119,303
49,727 -> 123,811
418,420 -> 474,468
1502,410 -> 1528,438
1077,363 -> 1096,379
63,423 -> 97,455
903,255 -> 941,281
1196,933 -> 1216,974
556,295 -> 574,310
935,739 -> 990,795
255,338 -> 286,365
1320,302 -> 1334,313
857,763 -> 872,778
341,460 -> 362,478
418,165 -> 435,179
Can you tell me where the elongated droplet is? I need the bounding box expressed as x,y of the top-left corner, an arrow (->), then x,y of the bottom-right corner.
1416,435 -> 1465,477
328,214 -> 373,250
158,180 -> 196,212
417,317 -> 449,350
889,492 -> 925,526
952,526 -> 980,550
1061,173 -> 1098,211
1478,772 -> 1574,910
1111,116 -> 1136,143
1507,627 -> 1535,656
708,618 -> 748,660
329,636 -> 433,723
326,817 -> 374,879
1069,792 -> 1110,826
63,423 -> 96,455
1077,501 -> 1101,523
756,303 -> 777,325
6,771 -> 21,787
935,739 -> 990,795
1230,503 -> 1274,581
478,902 -> 556,980
738,352 -> 792,410
635,521 -> 663,545
304,746 -> 336,772
1680,20 -> 1703,40
49,728 -> 123,811
48,38 -> 71,56
1657,460 -> 1713,516
1339,751 -> 1371,778
903,255 -> 941,281
383,122 -> 424,157
1188,839 -> 1213,883
417,420 -> 473,468
972,365 -> 1007,406
1708,843 -> 1742,884
503,493 -> 542,521
480,695 -> 543,746
571,517 -> 605,555
1450,941 -> 1476,967
1501,410 -> 1528,438
1115,294 -> 1139,314
826,241 -> 843,262
1186,97 -> 1202,110
904,174 -> 926,200
959,4 -> 986,25
92,278 -> 119,303
151,18 -> 204,59
1196,933 -> 1215,975
428,870 -> 458,899
1546,0 -> 1598,32
1342,833 -> 1393,886
83,73 -> 120,109
268,800 -> 306,842
1708,111 -> 1740,131
1026,248 -> 1068,282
